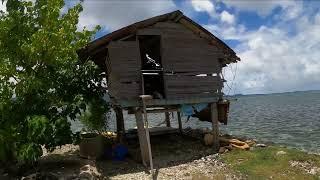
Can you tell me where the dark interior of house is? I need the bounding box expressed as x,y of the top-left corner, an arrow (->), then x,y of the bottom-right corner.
138,35 -> 165,99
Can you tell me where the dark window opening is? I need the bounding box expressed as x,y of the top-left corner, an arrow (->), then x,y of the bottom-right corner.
138,35 -> 162,70
142,70 -> 165,99
138,35 -> 165,99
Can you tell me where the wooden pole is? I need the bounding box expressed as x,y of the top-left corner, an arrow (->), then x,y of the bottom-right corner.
177,110 -> 183,134
210,102 -> 220,151
115,107 -> 125,143
134,109 -> 149,167
140,95 -> 154,172
165,112 -> 171,127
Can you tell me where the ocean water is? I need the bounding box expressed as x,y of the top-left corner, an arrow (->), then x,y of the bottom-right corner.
72,90 -> 320,154
226,91 -> 320,154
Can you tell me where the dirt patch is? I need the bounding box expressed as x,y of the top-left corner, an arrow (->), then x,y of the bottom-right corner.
16,133 -> 241,179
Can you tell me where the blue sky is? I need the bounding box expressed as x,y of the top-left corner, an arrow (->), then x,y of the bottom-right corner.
2,0 -> 320,95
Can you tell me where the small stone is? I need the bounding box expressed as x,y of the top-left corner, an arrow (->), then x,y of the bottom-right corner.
256,143 -> 267,147
219,147 -> 227,154
224,145 -> 233,151
309,168 -> 316,175
276,151 -> 287,155
80,165 -> 90,171
79,171 -> 93,179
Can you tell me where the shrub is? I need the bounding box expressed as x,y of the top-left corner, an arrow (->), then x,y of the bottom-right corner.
0,0 -> 108,168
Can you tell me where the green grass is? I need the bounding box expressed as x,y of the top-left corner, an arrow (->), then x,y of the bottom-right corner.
221,146 -> 320,180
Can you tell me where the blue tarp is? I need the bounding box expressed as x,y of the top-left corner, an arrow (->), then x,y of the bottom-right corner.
181,103 -> 208,116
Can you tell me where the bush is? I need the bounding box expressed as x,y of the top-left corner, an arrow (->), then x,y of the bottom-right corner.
0,0 -> 107,169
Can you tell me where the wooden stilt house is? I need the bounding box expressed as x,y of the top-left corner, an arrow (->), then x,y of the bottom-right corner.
79,10 -> 240,167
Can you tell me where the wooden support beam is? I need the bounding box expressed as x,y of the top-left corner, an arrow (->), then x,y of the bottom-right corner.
165,112 -> 171,127
177,110 -> 183,134
134,109 -> 150,166
115,106 -> 125,143
127,107 -> 179,114
139,95 -> 154,172
210,103 -> 220,151
146,108 -> 179,114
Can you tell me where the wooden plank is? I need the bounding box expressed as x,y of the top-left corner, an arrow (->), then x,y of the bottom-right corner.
166,91 -> 218,96
134,109 -> 150,166
125,127 -> 179,139
153,22 -> 186,29
146,108 -> 179,113
115,107 -> 125,143
148,127 -> 178,135
164,75 -> 222,98
108,74 -> 140,83
166,93 -> 217,99
108,82 -> 141,100
158,24 -> 224,74
165,112 -> 171,127
107,41 -> 141,100
140,96 -> 154,171
166,85 -> 221,91
210,103 -> 220,152
115,96 -> 220,108
162,55 -> 222,73
179,18 -> 212,43
162,45 -> 223,58
165,75 -> 221,83
162,46 -> 223,56
137,28 -> 162,35
165,75 -> 222,89
128,107 -> 179,114
177,110 -> 182,134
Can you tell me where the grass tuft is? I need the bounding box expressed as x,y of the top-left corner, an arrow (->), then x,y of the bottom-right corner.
221,146 -> 320,180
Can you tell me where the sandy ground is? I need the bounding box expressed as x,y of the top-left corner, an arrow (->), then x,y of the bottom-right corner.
13,133 -> 242,180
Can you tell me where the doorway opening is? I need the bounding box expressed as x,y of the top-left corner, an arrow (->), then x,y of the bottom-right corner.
138,35 -> 165,99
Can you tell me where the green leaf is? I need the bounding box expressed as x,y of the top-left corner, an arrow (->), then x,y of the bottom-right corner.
0,0 -> 110,167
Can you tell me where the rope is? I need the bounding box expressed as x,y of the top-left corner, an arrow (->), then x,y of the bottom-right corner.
223,62 -> 238,96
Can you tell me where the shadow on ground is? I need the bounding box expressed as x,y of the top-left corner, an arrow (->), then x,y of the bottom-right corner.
33,133 -> 216,179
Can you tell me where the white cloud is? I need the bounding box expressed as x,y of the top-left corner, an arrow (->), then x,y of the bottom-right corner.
204,23 -> 246,40
78,0 -> 176,31
220,0 -> 299,17
219,13 -> 320,94
191,0 -> 215,15
220,10 -> 235,24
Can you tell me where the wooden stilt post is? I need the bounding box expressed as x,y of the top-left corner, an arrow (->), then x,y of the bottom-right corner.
165,112 -> 171,127
140,95 -> 154,172
177,110 -> 183,134
134,109 -> 149,167
210,102 -> 220,151
115,106 -> 125,143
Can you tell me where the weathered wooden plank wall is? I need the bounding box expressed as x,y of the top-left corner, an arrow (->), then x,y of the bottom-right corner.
108,21 -> 224,101
107,41 -> 141,100
138,22 -> 224,99
164,75 -> 222,98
